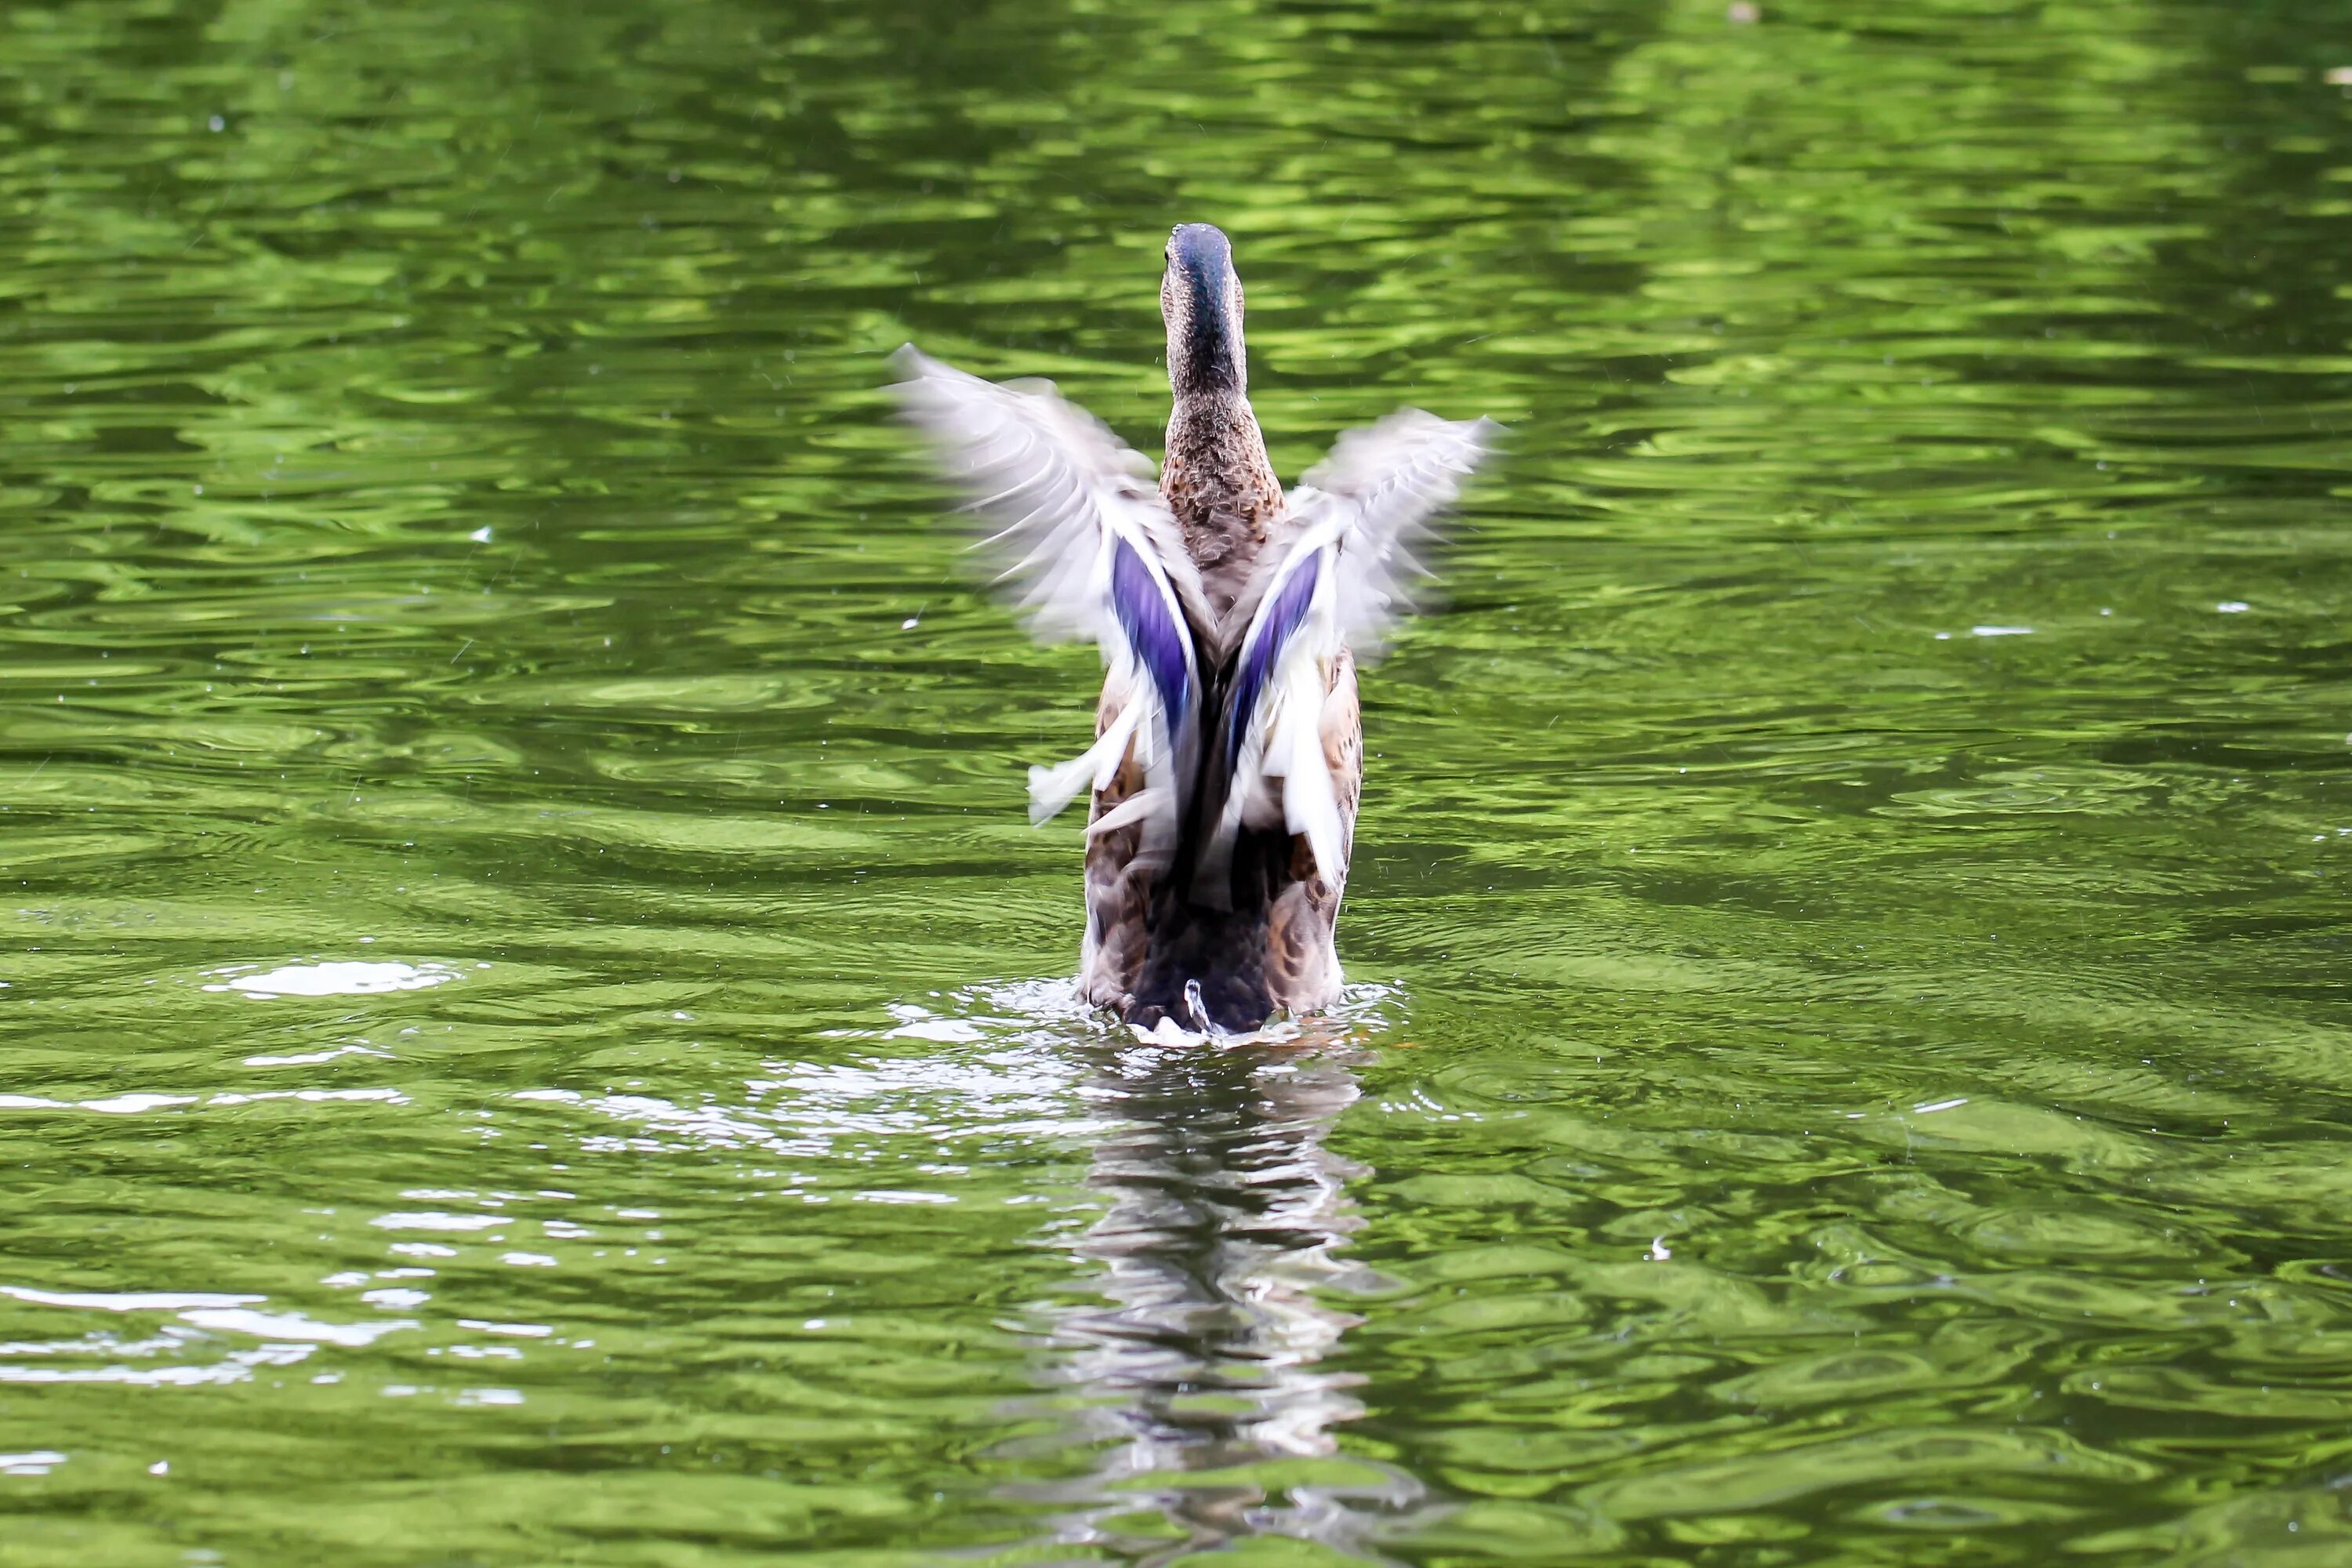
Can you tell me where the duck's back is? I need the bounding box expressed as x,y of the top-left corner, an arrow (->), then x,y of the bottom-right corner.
1077,401 -> 1359,1033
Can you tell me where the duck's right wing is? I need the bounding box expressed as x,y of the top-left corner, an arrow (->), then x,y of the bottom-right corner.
1281,408 -> 1500,659
1196,410 -> 1496,903
889,345 -> 1209,862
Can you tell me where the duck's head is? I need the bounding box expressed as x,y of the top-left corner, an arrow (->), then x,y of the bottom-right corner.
1162,223 -> 1245,397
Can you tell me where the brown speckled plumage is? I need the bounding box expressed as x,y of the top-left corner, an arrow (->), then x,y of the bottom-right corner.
1161,397 -> 1286,619
1080,644 -> 1358,1027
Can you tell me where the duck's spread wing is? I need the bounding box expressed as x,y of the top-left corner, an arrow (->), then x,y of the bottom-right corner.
889,344 -> 1207,862
1196,409 -> 1495,902
1281,408 -> 1498,659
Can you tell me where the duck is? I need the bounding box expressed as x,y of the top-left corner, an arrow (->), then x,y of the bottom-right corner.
892,223 -> 1494,1036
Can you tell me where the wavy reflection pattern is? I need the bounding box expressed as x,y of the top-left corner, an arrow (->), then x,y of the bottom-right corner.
1015,1040 -> 1420,1563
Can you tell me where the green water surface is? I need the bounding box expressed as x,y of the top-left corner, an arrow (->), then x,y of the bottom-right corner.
5,0 -> 2352,1563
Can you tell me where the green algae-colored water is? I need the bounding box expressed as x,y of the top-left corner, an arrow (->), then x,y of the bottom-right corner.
6,0 -> 2352,1562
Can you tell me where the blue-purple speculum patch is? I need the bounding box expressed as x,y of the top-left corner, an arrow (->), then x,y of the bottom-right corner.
1227,550 -> 1321,766
1112,535 -> 1192,725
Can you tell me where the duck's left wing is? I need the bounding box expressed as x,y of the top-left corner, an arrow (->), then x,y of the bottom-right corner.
889,344 -> 1209,862
1197,409 -> 1495,901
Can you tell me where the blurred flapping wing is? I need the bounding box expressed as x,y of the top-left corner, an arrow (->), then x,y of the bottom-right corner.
1281,408 -> 1497,660
1197,408 -> 1495,902
888,345 -> 1209,862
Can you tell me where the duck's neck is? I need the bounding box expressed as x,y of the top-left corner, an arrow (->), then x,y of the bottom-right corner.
1163,390 -> 1285,619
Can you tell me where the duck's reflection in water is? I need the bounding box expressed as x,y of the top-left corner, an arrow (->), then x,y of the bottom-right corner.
1015,1036 -> 1421,1564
